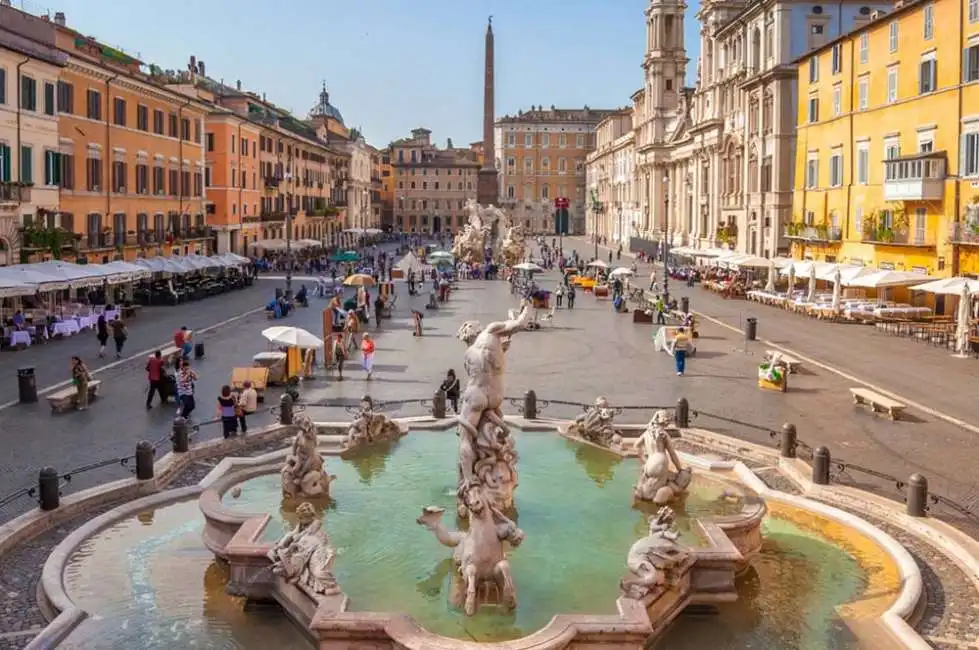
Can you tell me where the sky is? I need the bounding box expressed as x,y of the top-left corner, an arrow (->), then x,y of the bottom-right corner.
25,0 -> 703,148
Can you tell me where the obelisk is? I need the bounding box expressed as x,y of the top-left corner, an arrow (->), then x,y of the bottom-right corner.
476,16 -> 499,206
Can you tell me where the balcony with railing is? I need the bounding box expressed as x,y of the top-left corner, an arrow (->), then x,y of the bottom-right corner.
882,152 -> 946,202
0,182 -> 31,205
949,221 -> 979,245
784,223 -> 843,243
862,227 -> 936,247
260,211 -> 288,223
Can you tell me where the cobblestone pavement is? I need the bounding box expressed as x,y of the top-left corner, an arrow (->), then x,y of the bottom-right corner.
3,243 -> 979,536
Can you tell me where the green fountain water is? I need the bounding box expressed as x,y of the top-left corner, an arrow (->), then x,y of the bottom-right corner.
58,431 -> 870,648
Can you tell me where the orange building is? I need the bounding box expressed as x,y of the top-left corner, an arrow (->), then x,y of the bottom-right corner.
202,111 -> 261,254
53,25 -> 210,263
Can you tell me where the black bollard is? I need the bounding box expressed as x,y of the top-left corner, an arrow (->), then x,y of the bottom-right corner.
135,440 -> 155,480
681,296 -> 690,314
745,317 -> 758,342
194,342 -> 205,359
523,390 -> 538,420
38,467 -> 59,511
432,390 -> 446,419
675,397 -> 689,428
171,417 -> 190,453
780,423 -> 797,458
279,393 -> 294,425
907,474 -> 928,517
812,446 -> 831,485
17,367 -> 38,404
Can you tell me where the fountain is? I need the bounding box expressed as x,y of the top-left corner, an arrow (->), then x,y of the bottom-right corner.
21,302 -> 971,649
452,199 -> 527,267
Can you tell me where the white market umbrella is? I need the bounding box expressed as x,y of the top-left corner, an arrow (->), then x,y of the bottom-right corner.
429,251 -> 454,261
954,284 -> 972,356
831,267 -> 842,312
846,270 -> 934,289
786,264 -> 796,296
910,277 -> 979,296
513,262 -> 544,273
262,326 -> 323,348
806,264 -> 817,302
0,277 -> 36,298
587,259 -> 609,269
610,267 -> 634,278
764,261 -> 776,293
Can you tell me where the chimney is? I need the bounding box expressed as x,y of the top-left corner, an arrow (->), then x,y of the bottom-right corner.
189,55 -> 196,72
236,80 -> 241,91
198,61 -> 205,76
54,11 -> 66,25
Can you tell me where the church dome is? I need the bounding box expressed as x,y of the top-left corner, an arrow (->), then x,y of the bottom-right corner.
309,83 -> 344,124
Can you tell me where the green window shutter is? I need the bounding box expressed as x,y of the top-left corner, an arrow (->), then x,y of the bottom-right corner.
20,145 -> 33,184
0,145 -> 10,182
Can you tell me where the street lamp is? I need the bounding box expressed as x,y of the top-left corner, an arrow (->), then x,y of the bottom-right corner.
285,212 -> 294,299
662,174 -> 670,303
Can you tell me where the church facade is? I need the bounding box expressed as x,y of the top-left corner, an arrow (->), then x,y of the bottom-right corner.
594,0 -> 891,258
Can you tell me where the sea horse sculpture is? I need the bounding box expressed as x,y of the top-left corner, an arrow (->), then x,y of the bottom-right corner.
344,395 -> 404,451
416,484 -> 524,615
632,410 -> 691,505
620,506 -> 691,600
567,396 -> 622,449
454,300 -> 532,516
281,415 -> 334,499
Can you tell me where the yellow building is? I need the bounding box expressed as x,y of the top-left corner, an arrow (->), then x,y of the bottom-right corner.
791,0 -> 979,277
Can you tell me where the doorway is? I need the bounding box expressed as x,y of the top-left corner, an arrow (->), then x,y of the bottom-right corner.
432,216 -> 441,233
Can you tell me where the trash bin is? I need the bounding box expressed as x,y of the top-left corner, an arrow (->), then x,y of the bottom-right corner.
681,296 -> 690,314
745,317 -> 758,342
17,367 -> 37,404
194,342 -> 205,359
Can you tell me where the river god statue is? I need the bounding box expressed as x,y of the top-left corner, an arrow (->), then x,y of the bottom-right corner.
267,502 -> 341,597
620,506 -> 691,599
344,395 -> 404,451
281,415 -> 334,499
454,301 -> 532,516
633,410 -> 691,505
416,484 -> 524,615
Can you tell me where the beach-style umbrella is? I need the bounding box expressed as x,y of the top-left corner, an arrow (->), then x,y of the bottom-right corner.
831,267 -> 842,313
428,250 -> 454,261
764,261 -> 776,293
955,283 -> 972,356
513,262 -> 544,273
330,251 -> 360,263
610,266 -> 634,278
262,326 -> 323,348
343,273 -> 376,287
587,260 -> 609,269
806,264 -> 817,302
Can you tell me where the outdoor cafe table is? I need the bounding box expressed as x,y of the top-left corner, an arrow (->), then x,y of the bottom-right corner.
8,330 -> 31,347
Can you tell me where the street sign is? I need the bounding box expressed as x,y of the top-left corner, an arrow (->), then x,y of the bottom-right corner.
553,197 -> 570,209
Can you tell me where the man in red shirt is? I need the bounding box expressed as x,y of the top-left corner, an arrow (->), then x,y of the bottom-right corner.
174,326 -> 192,360
146,350 -> 165,408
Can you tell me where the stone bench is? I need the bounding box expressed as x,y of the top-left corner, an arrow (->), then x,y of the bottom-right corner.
850,387 -> 906,420
47,380 -> 102,413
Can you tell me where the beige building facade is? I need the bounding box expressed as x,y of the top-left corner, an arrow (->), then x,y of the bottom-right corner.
586,111 -> 637,245
0,13 -> 66,265
391,128 -> 479,235
495,106 -> 615,235
344,134 -> 373,231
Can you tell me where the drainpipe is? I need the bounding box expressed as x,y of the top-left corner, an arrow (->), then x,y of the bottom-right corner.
952,0 -> 965,276
14,56 -> 29,192
176,98 -> 191,248
105,74 -> 119,242
845,27 -> 855,261
236,120 -> 243,252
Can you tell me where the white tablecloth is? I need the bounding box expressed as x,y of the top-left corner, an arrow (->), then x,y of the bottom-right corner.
8,330 -> 31,346
52,321 -> 80,336
103,309 -> 121,322
73,314 -> 96,330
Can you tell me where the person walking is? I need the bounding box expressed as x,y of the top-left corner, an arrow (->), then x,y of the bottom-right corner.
70,356 -> 91,411
176,360 -> 198,418
360,332 -> 375,380
440,369 -> 461,413
567,284 -> 576,310
217,385 -> 238,438
238,381 -> 258,434
95,314 -> 109,358
174,326 -> 193,361
109,317 -> 128,359
145,350 -> 165,408
671,327 -> 691,377
555,284 -> 565,309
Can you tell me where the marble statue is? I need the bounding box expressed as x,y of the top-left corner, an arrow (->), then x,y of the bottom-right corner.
345,395 -> 404,450
281,415 -> 334,499
454,301 -> 532,516
633,410 -> 691,505
498,216 -> 527,268
567,396 -> 622,449
416,483 -> 524,615
620,506 -> 691,600
267,502 -> 341,597
452,199 -> 491,264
